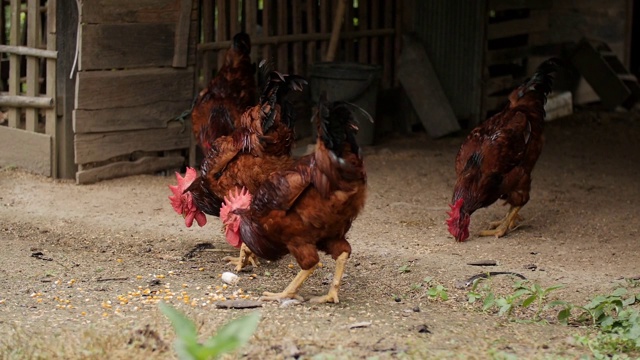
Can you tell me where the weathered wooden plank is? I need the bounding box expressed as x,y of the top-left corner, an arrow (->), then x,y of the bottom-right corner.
46,0 -> 57,177
80,23 -> 175,70
76,156 -> 185,184
487,12 -> 548,40
216,0 -> 227,68
0,94 -> 53,108
74,124 -> 190,164
262,0 -> 271,64
277,0 -> 288,71
172,0 -> 192,67
75,67 -> 193,110
0,126 -> 52,176
292,0 -> 303,74
306,0 -> 317,66
230,0 -> 239,36
73,100 -> 192,133
397,35 -> 461,138
82,0 -> 180,24
200,0 -> 214,88
488,0 -> 552,11
358,0 -> 369,63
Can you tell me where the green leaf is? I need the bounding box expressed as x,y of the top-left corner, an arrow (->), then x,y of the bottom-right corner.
612,288 -> 628,297
202,312 -> 261,358
511,289 -> 532,300
557,308 -> 571,325
543,284 -> 565,294
483,293 -> 495,311
160,302 -> 198,342
522,294 -> 537,308
546,300 -> 570,309
623,296 -> 637,307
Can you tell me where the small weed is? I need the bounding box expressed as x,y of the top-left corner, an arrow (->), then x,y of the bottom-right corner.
159,302 -> 260,360
398,264 -> 411,274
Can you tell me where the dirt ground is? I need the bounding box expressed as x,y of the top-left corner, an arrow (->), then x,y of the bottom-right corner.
1,108 -> 639,359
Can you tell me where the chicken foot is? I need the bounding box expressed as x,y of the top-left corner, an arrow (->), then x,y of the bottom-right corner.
479,206 -> 522,238
259,265 -> 317,302
223,243 -> 260,272
310,252 -> 349,304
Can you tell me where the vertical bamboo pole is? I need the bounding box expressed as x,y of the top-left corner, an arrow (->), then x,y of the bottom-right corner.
370,0 -> 379,64
358,0 -> 369,63
25,0 -> 40,132
306,0 -> 317,67
292,0 -> 302,74
202,0 -> 214,87
245,0 -> 257,60
8,0 -> 21,128
277,0 -> 287,71
46,0 -> 57,177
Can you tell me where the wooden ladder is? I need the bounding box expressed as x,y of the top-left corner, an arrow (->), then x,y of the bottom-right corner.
571,38 -> 640,109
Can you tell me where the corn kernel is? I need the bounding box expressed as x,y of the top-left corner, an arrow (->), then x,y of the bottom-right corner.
116,258 -> 123,263
288,264 -> 294,269
136,275 -> 143,280
198,267 -> 205,272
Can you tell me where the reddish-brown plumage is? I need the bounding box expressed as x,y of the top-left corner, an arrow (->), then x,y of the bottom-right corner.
447,58 -> 560,241
191,33 -> 257,151
222,97 -> 367,271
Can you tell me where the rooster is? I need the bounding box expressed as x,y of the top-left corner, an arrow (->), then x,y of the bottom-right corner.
219,93 -> 368,303
446,58 -> 561,242
170,70 -> 307,271
191,32 -> 257,152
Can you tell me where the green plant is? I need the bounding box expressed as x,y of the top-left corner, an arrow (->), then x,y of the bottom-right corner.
397,264 -> 411,274
159,302 -> 260,360
427,284 -> 448,301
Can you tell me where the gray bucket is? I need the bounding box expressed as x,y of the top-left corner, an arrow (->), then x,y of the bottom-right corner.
310,62 -> 381,146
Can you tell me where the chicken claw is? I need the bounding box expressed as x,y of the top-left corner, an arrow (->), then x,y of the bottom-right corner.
223,243 -> 259,272
479,206 -> 522,238
259,267 -> 316,302
310,252 -> 349,304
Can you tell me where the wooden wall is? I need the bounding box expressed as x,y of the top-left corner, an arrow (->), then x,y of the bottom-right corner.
73,0 -> 199,184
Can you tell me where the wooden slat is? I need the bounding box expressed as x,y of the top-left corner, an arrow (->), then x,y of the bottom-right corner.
73,100 -> 192,133
172,0 -> 192,67
488,0 -> 552,11
76,156 -> 185,184
80,24 -> 176,70
82,0 -> 181,24
382,0 -> 392,87
344,0 -> 354,61
320,0 -> 329,56
7,0 -> 21,128
262,0 -> 271,63
201,0 -> 214,87
277,0 -> 287,71
394,0 -> 402,86
358,0 -> 369,63
75,67 -> 193,110
306,0 -> 317,66
74,124 -> 190,164
25,0 -> 40,133
229,0 -> 239,36
486,46 -> 529,65
487,12 -> 548,40
216,0 -> 227,67
0,126 -> 52,176
0,45 -> 57,59
370,0 -> 379,64
245,0 -> 257,61
292,0 -> 302,74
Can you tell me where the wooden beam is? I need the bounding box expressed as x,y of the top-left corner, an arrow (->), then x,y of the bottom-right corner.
81,0 -> 181,24
0,126 -> 52,176
0,45 -> 57,59
277,0 -> 288,70
199,28 -> 396,51
0,94 -> 54,108
46,0 -> 57,177
172,0 -> 192,67
74,124 -> 190,164
306,0 -> 317,66
76,156 -> 185,184
292,0 -> 302,74
216,0 -> 227,68
487,12 -> 548,40
325,0 -> 346,61
25,0 -> 41,132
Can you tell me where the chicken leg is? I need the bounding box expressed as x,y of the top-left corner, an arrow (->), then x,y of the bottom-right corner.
479,206 -> 522,238
259,265 -> 317,302
310,252 -> 349,304
223,243 -> 260,272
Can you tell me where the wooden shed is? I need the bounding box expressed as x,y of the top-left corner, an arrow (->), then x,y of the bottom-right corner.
0,0 -> 401,183
0,0 -> 636,183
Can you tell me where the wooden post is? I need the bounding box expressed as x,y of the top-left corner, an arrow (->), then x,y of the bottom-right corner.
262,0 -> 271,64
46,0 -> 57,177
229,0 -> 239,36
25,0 -> 41,133
55,0 -> 78,179
245,0 -> 257,61
306,0 -> 317,66
358,0 -> 369,63
277,0 -> 287,71
394,0 -> 402,86
319,0 -> 329,57
201,0 -> 214,87
370,0 -> 379,64
216,0 -> 227,68
8,0 -> 21,128
325,0 -> 347,61
292,0 -> 302,74
382,0 -> 392,87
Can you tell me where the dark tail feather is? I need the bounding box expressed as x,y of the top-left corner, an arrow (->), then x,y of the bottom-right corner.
315,92 -> 365,159
515,57 -> 563,100
259,71 -> 308,132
